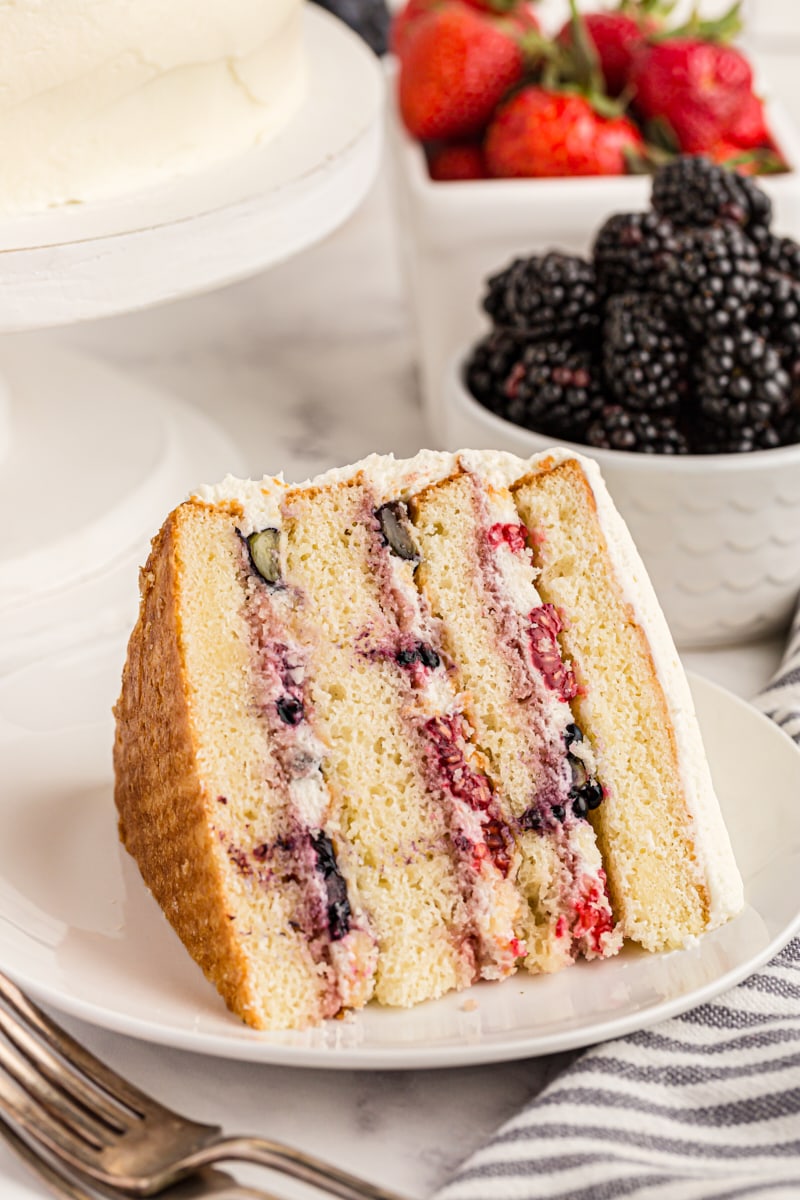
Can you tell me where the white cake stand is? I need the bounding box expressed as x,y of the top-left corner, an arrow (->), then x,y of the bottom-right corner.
0,6 -> 383,673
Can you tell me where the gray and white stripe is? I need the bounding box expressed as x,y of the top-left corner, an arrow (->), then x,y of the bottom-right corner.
438,618 -> 800,1200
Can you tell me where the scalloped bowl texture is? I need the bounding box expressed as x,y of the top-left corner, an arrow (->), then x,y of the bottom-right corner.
445,351 -> 800,649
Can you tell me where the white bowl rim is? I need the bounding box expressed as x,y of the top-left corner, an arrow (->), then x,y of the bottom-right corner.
449,345 -> 800,475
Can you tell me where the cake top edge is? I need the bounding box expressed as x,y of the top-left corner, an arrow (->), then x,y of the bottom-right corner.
192,447 -> 600,530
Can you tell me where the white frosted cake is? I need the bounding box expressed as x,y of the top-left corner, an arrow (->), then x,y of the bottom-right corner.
0,0 -> 305,215
113,448 -> 743,1030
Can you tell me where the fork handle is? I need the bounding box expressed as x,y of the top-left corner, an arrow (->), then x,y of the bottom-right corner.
182,1136 -> 410,1200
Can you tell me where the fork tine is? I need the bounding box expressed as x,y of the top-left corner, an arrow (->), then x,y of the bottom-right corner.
0,973 -> 170,1121
0,1111 -> 96,1200
0,1113 -> 284,1200
0,1056 -> 119,1172
0,1028 -> 115,1149
0,1002 -> 131,1138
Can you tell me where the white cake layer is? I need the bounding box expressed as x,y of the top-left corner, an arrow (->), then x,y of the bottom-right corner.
196,447 -> 745,935
0,0 -> 304,214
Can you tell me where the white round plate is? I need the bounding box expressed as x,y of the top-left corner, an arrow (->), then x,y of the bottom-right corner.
0,650 -> 797,1071
0,6 -> 383,329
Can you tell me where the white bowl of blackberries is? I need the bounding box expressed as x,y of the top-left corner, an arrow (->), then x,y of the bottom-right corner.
446,155 -> 800,649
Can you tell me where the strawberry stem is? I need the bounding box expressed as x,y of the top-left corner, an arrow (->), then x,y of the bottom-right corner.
565,0 -> 606,97
651,0 -> 743,43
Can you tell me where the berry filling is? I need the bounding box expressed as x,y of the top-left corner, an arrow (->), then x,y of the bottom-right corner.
527,603 -> 578,701
487,522 -> 529,554
424,712 -> 513,876
396,641 -> 441,670
311,830 -> 352,941
571,869 -> 617,958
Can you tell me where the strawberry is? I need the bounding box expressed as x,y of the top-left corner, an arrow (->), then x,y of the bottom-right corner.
706,141 -> 762,175
461,0 -> 540,24
391,0 -> 438,58
391,0 -> 539,58
557,11 -> 657,96
484,85 -> 644,177
631,38 -> 753,153
398,5 -> 525,142
428,142 -> 489,179
726,90 -> 771,149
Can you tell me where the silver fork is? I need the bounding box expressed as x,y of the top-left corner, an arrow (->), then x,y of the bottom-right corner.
0,973 -> 407,1200
0,1112 -> 279,1200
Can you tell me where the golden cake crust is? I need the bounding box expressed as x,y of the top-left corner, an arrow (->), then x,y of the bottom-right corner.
112,505 -> 256,1023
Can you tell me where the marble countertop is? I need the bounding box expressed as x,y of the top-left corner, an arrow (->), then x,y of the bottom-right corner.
1,31 -> 797,1200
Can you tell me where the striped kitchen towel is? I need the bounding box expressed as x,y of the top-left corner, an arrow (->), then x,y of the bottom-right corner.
438,606 -> 800,1200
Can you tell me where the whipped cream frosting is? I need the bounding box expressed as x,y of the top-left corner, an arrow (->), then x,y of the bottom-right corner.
0,0 -> 305,214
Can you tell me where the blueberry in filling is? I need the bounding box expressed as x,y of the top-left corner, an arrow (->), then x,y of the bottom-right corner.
417,644 -> 441,669
246,528 -> 281,585
565,723 -> 583,748
570,775 -> 604,818
581,780 -> 604,810
572,792 -> 589,819
396,642 -> 441,670
569,753 -> 588,791
310,830 -> 352,941
376,501 -> 420,562
276,695 -> 304,725
518,807 -> 542,833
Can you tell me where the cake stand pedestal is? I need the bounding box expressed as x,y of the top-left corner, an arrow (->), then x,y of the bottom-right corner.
0,6 -> 383,674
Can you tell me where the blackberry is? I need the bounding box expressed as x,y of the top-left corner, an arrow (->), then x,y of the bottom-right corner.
755,232 -> 800,282
464,330 -> 522,415
482,253 -> 600,341
778,406 -> 800,447
592,211 -> 680,298
602,293 -> 689,414
586,406 -> 689,454
750,269 -> 800,369
503,340 -> 605,440
692,328 -> 791,432
658,222 -> 761,335
690,417 -> 783,454
651,156 -> 772,234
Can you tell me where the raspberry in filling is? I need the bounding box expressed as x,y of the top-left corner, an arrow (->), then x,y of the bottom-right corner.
527,603 -> 578,701
487,522 -> 529,554
424,712 -> 513,877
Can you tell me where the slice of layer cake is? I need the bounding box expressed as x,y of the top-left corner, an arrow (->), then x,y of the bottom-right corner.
113,448 -> 743,1030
